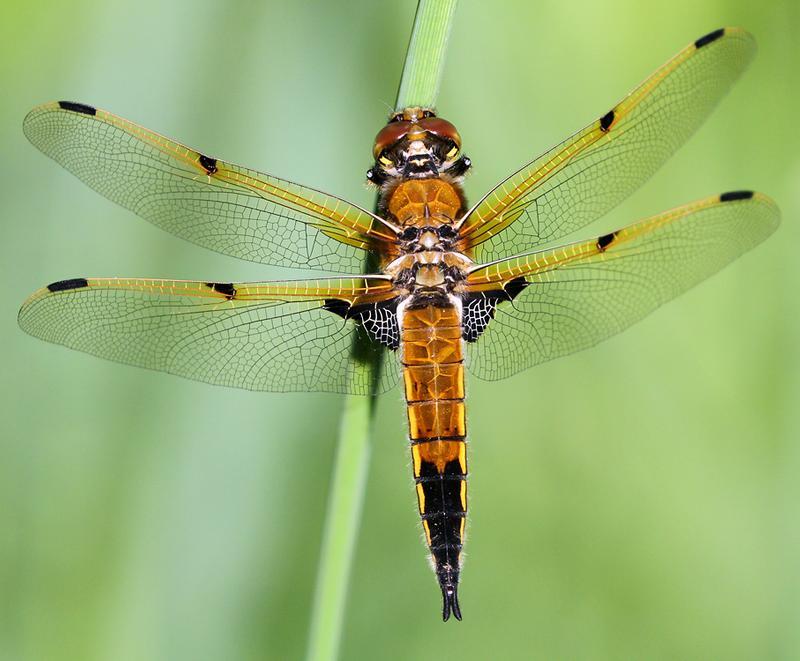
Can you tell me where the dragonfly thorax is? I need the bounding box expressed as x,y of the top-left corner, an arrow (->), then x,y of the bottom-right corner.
385,250 -> 473,296
399,224 -> 458,252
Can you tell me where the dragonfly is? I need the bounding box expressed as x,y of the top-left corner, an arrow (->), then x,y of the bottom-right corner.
19,27 -> 778,621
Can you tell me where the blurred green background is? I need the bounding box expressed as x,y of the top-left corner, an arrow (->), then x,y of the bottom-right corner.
1,1 -> 798,659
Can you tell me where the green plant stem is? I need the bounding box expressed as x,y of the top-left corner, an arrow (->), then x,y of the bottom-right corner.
396,0 -> 458,111
305,395 -> 373,661
305,3 -> 457,660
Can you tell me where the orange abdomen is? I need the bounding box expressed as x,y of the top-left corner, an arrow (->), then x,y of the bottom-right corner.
401,302 -> 466,621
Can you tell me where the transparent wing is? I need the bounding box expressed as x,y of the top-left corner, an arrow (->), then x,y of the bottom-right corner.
24,101 -> 398,272
18,276 -> 399,394
457,28 -> 756,261
464,192 -> 779,381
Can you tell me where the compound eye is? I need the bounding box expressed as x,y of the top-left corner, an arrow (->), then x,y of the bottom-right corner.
373,120 -> 411,159
418,117 -> 462,150
400,226 -> 420,242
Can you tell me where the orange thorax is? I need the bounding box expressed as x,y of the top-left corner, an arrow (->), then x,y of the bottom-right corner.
388,179 -> 463,226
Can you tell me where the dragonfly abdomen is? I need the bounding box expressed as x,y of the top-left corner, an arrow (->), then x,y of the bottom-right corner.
400,299 -> 467,621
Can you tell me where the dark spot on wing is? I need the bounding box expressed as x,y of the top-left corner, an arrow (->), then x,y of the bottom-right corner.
205,282 -> 236,299
324,297 -> 400,350
57,101 -> 97,116
597,231 -> 617,251
198,154 -> 218,174
47,277 -> 89,292
323,298 -> 350,318
720,190 -> 754,202
695,28 -> 725,49
599,110 -> 615,132
462,277 -> 527,342
504,276 -> 528,299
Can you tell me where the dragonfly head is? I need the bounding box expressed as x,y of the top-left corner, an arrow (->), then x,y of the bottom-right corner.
367,108 -> 471,186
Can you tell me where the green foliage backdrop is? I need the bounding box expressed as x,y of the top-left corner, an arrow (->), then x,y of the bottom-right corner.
1,1 -> 798,659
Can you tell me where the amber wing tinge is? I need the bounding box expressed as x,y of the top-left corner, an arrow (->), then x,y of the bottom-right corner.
458,28 -> 756,261
24,102 -> 396,272
464,192 -> 779,380
19,276 -> 399,394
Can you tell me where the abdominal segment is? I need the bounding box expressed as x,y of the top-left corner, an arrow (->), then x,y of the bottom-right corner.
400,301 -> 467,621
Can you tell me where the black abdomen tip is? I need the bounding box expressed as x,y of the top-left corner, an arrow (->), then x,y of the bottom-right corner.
695,28 -> 725,49
47,277 -> 89,292
57,101 -> 97,116
720,190 -> 754,202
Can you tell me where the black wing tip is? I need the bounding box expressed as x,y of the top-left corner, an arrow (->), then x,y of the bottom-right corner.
57,101 -> 97,116
440,582 -> 462,622
695,28 -> 725,49
720,190 -> 754,202
46,277 -> 89,292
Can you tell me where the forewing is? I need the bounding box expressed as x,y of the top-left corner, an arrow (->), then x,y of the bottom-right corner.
24,102 -> 396,272
464,192 -> 778,381
458,28 -> 756,260
18,276 -> 399,394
